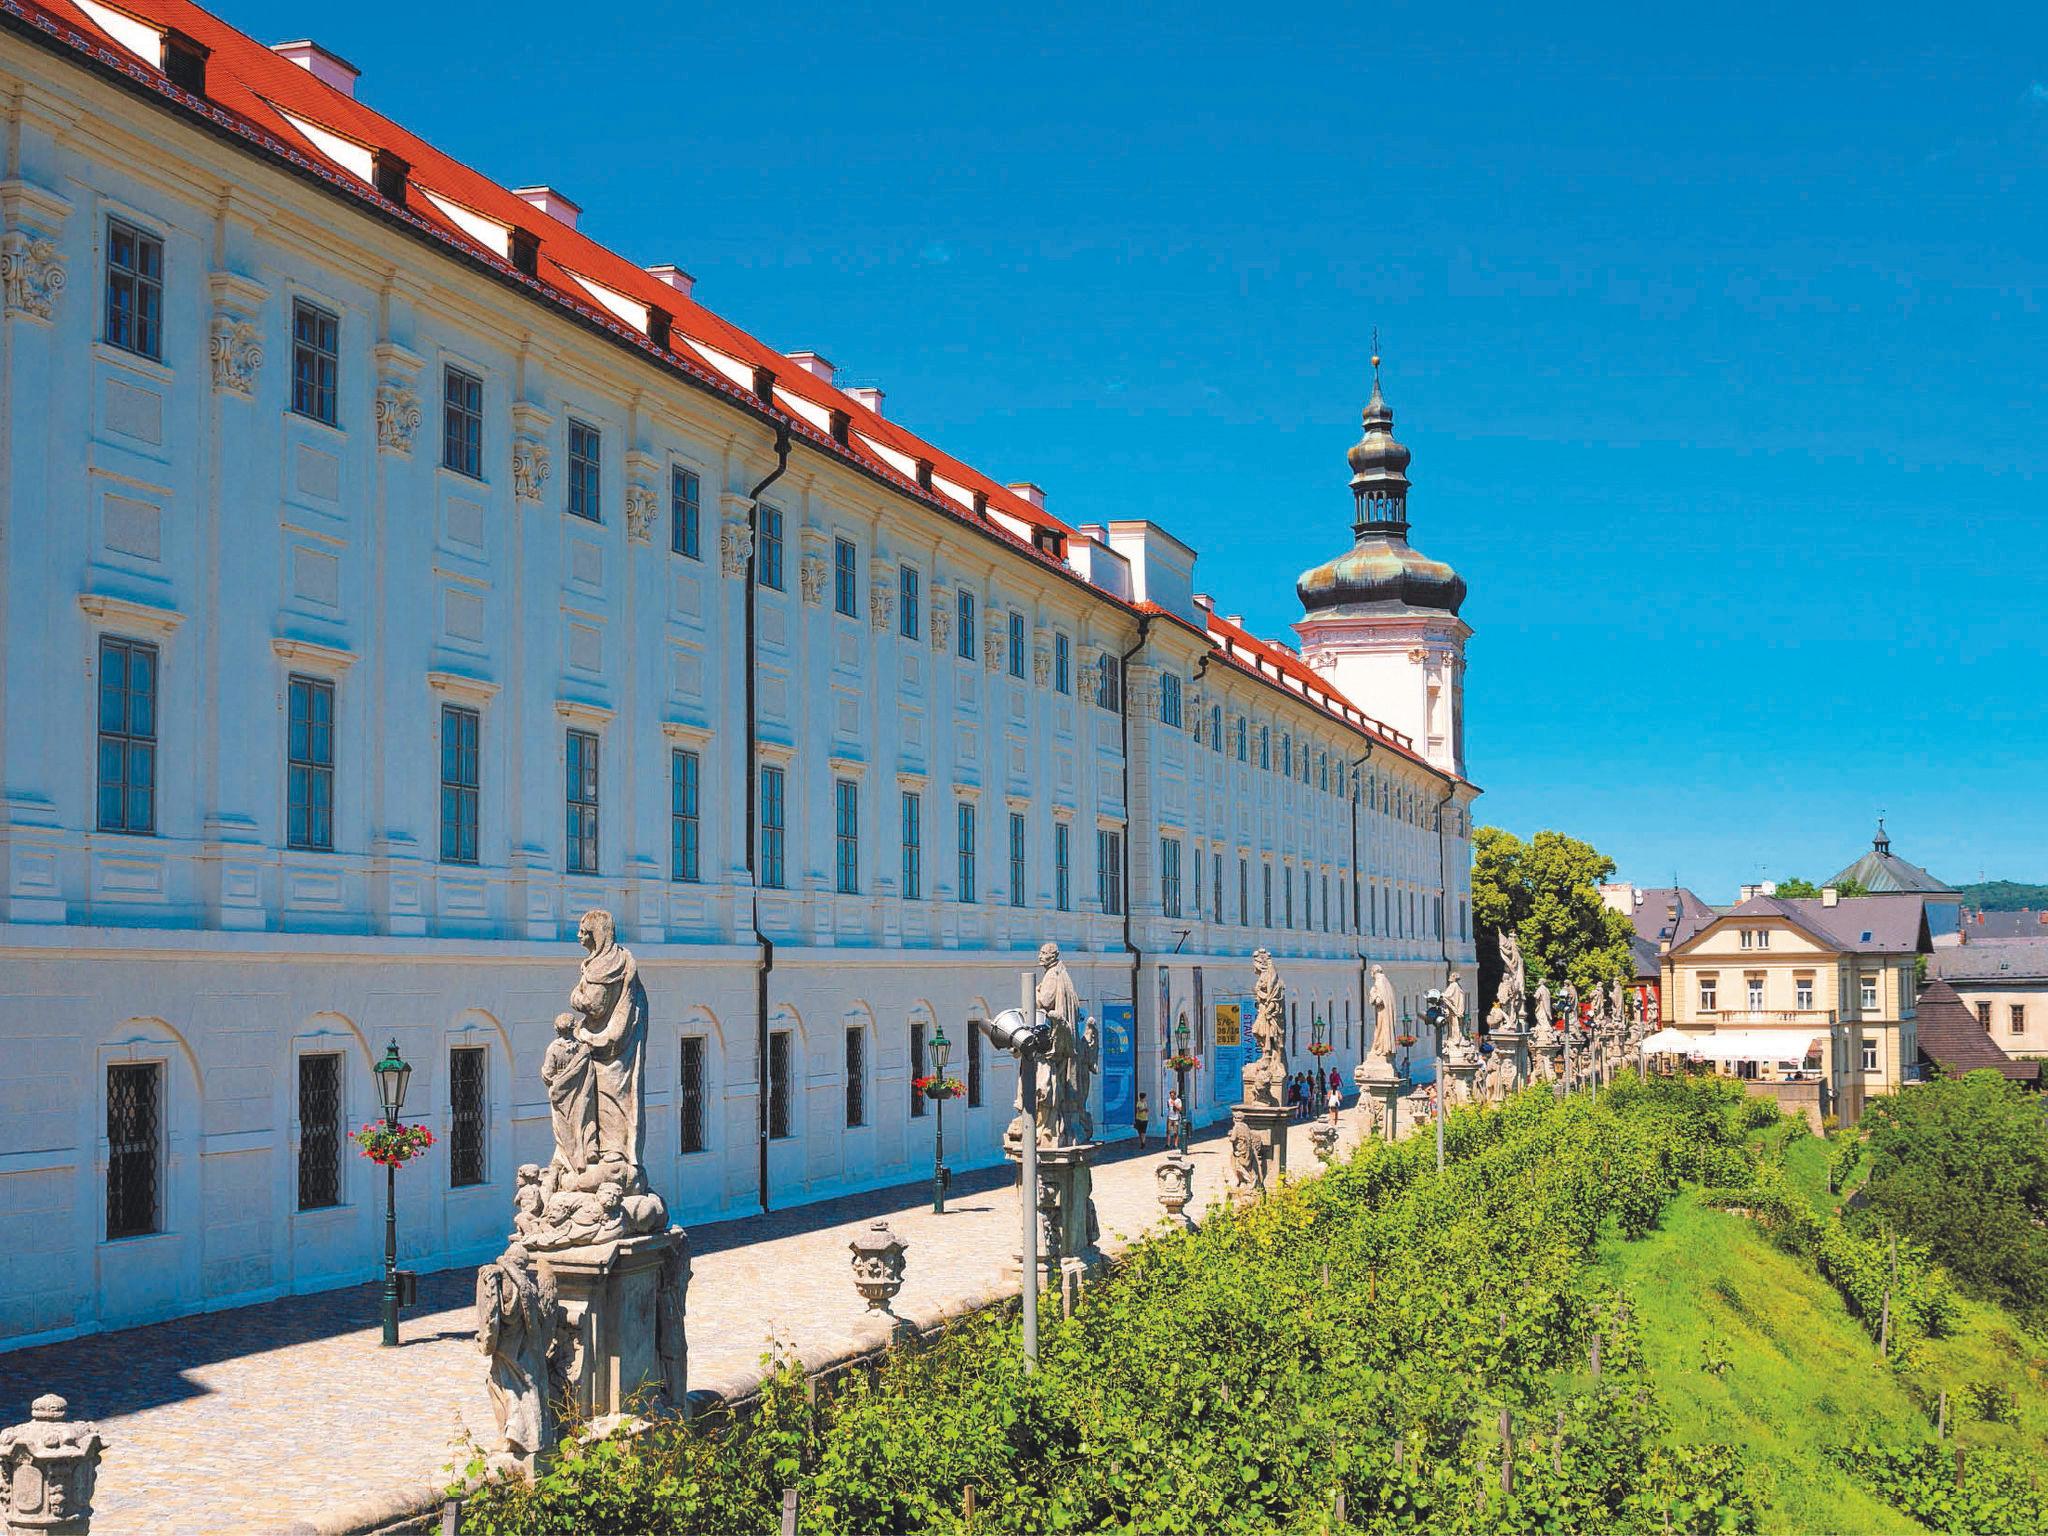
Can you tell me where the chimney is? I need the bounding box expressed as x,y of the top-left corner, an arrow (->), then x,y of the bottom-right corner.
786,352 -> 835,385
647,265 -> 695,300
512,186 -> 580,230
1821,886 -> 1839,907
845,385 -> 884,417
1007,481 -> 1048,510
269,39 -> 358,97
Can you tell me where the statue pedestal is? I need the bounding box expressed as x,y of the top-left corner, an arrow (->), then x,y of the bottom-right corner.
1444,1048 -> 1480,1107
1231,1101 -> 1291,1203
1532,1036 -> 1561,1087
1493,1029 -> 1528,1096
1007,1141 -> 1100,1293
1355,1055 -> 1402,1141
537,1228 -> 687,1420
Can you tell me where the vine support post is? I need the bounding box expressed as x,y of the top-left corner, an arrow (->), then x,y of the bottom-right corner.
1499,1407 -> 1514,1494
1937,1389 -> 1947,1439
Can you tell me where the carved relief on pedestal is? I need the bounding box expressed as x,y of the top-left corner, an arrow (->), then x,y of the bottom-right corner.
1032,646 -> 1053,687
206,271 -> 268,400
511,402 -> 554,504
929,594 -> 952,652
623,450 -> 659,544
374,384 -> 422,454
983,629 -> 1005,672
718,495 -> 755,578
869,578 -> 893,632
0,230 -> 65,322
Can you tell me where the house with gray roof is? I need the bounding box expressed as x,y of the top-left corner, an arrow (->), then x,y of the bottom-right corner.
1829,819 -> 1961,936
1931,938 -> 2048,1059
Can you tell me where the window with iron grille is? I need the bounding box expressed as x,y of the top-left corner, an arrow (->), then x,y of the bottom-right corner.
845,1026 -> 866,1127
297,1052 -> 343,1211
1054,821 -> 1071,911
957,800 -> 977,904
1054,631 -> 1071,694
956,589 -> 975,660
106,1061 -> 161,1240
1193,844 -> 1203,916
1214,849 -> 1224,921
105,218 -> 163,359
835,778 -> 859,894
1239,859 -> 1249,927
449,1046 -> 487,1187
567,419 -> 601,521
678,1037 -> 706,1153
758,506 -> 784,589
1284,864 -> 1294,927
768,1030 -> 793,1138
671,749 -> 700,882
1263,862 -> 1274,926
440,704 -> 479,865
1008,611 -> 1026,679
443,366 -> 483,478
565,729 -> 599,875
910,1021 -> 927,1118
833,537 -> 858,617
286,675 -> 335,851
1098,828 -> 1124,915
900,790 -> 922,899
291,299 -> 340,424
1161,836 -> 1182,918
760,765 -> 786,888
671,465 -> 700,558
1008,812 -> 1026,907
96,636 -> 157,834
898,565 -> 920,640
1324,874 -> 1333,933
967,1021 -> 983,1107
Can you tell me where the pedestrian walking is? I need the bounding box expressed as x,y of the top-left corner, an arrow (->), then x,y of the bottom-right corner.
1326,1081 -> 1341,1125
1166,1089 -> 1186,1152
1134,1091 -> 1150,1149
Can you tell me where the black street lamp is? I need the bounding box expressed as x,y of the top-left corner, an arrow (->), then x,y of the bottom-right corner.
930,1024 -> 952,1214
1172,1014 -> 1193,1152
372,1038 -> 411,1347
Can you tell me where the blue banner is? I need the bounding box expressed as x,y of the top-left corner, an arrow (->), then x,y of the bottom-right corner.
1210,998 -> 1253,1106
1099,1001 -> 1135,1134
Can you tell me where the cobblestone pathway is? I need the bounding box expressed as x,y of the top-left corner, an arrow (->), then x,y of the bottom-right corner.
0,1101 -> 1414,1536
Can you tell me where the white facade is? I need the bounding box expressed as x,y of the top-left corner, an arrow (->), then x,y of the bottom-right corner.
0,7 -> 1476,1347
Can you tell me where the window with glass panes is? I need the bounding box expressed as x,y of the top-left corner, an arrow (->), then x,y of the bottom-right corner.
1161,836 -> 1182,917
1160,673 -> 1182,727
967,1021 -> 983,1106
1193,844 -> 1203,916
1008,611 -> 1026,678
1284,864 -> 1294,927
443,366 -> 483,477
439,704 -> 479,865
678,1037 -> 706,1153
1210,703 -> 1223,753
1235,716 -> 1247,761
1214,847 -> 1225,919
1054,631 -> 1071,694
1097,828 -> 1124,914
96,636 -> 157,834
567,420 -> 601,520
909,1022 -> 927,1118
1054,820 -> 1071,911
833,537 -> 858,617
105,1061 -> 161,1239
671,465 -> 700,557
760,765 -> 786,888
1008,812 -> 1026,906
769,1031 -> 793,1138
1240,859 -> 1249,926
671,749 -> 700,882
898,565 -> 920,639
1263,861 -> 1273,926
1096,653 -> 1121,711
844,1026 -> 866,1127
834,778 -> 859,894
450,1046 -> 487,1186
296,1052 -> 342,1211
956,589 -> 975,659
286,675 -> 335,851
564,729 -> 599,874
290,299 -> 340,424
901,790 -> 922,898
105,218 -> 163,359
758,506 -> 784,588
956,800 -> 977,903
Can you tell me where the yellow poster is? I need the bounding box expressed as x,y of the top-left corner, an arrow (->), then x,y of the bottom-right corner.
1213,1002 -> 1240,1050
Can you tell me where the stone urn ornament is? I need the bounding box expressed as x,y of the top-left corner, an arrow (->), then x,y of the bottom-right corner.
1154,1153 -> 1195,1226
849,1220 -> 908,1311
0,1395 -> 103,1536
1309,1121 -> 1340,1166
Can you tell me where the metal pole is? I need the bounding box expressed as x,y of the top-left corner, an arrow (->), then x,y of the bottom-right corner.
381,1154 -> 398,1346
933,1089 -> 947,1215
1019,968 -> 1039,1373
1434,1005 -> 1446,1174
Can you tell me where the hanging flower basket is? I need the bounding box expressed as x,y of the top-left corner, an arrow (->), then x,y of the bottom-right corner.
915,1075 -> 965,1101
1395,1033 -> 1418,1048
352,1121 -> 434,1168
1307,1041 -> 1334,1058
1164,1053 -> 1198,1073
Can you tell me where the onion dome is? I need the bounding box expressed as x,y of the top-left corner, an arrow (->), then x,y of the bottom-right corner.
1296,354 -> 1466,617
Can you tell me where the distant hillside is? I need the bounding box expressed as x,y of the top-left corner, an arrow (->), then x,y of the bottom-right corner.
1957,880 -> 2048,911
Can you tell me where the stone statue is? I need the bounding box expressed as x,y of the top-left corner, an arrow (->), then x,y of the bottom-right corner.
656,1236 -> 690,1407
1560,980 -> 1579,1030
1243,948 -> 1288,1104
1534,979 -> 1554,1038
511,1163 -> 546,1239
1496,931 -> 1525,1023
1366,964 -> 1397,1065
528,1180 -> 628,1251
1227,1118 -> 1266,1198
1442,973 -> 1468,1040
542,1011 -> 597,1176
476,1244 -> 558,1465
1013,943 -> 1094,1147
573,909 -> 649,1184
1607,976 -> 1626,1032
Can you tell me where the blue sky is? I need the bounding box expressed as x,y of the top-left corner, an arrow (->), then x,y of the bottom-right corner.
225,0 -> 2045,897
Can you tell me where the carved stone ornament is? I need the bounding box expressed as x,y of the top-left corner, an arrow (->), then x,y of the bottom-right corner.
1154,1154 -> 1194,1224
868,578 -> 893,632
798,554 -> 828,607
1032,646 -> 1053,687
513,439 -> 551,503
0,1393 -> 103,1536
209,315 -> 262,398
929,595 -> 952,652
719,514 -> 753,578
983,630 -> 1005,672
0,230 -> 65,323
849,1219 -> 907,1311
374,384 -> 422,455
624,486 -> 659,545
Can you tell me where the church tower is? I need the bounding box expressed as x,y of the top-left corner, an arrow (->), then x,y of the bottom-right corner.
1292,356 -> 1470,777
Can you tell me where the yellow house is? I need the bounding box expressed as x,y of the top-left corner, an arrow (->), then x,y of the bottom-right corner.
1656,891 -> 1932,1126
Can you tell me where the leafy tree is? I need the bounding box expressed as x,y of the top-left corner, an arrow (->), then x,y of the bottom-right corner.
1471,825 -> 1637,1003
1955,879 -> 2048,911
1855,1070 -> 2048,1327
1772,876 -> 1869,900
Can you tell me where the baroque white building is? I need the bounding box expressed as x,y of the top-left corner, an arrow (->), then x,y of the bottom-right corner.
0,0 -> 1478,1348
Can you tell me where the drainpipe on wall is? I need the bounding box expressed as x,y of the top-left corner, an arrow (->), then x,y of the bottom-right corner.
746,418 -> 791,1213
1118,615 -> 1154,1084
1349,748 -> 1374,1039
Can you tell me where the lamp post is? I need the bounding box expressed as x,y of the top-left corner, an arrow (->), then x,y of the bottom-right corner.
372,1039 -> 411,1348
1421,995 -> 1447,1174
930,1023 -> 952,1214
1173,1014 -> 1192,1151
